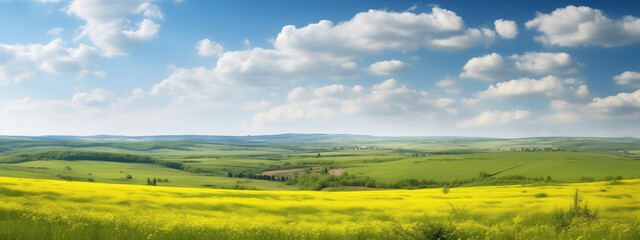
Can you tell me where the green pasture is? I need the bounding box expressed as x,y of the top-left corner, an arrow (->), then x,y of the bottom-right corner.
345,151 -> 640,183
0,160 -> 294,190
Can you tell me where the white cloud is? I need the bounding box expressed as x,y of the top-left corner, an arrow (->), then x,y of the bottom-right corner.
366,60 -> 411,75
458,110 -> 531,127
461,98 -> 480,106
434,98 -> 455,108
544,90 -> 640,122
543,112 -> 582,123
47,27 -> 64,35
460,52 -> 580,81
243,100 -> 271,111
210,7 -> 495,86
93,70 -> 106,78
196,39 -> 223,57
613,71 -> 640,87
273,8 -> 496,58
149,66 -> 223,103
436,77 -> 460,94
476,75 -> 589,98
252,79 -> 432,127
494,19 -> 518,39
0,38 -> 100,84
445,88 -> 461,95
242,39 -> 250,46
459,53 -> 509,80
214,47 -> 358,86
436,78 -> 456,87
0,89 -> 116,134
586,89 -> 640,115
65,0 -> 162,57
526,5 -> 640,47
512,52 -> 579,74
76,69 -> 106,80
72,88 -> 115,106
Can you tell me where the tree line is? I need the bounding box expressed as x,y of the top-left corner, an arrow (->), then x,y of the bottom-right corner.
3,151 -> 155,164
227,172 -> 289,182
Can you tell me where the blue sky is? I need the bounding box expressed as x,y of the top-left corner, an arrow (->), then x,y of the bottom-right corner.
1,0 -> 640,137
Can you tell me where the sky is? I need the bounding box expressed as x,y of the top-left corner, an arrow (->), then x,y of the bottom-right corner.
1,0 -> 640,137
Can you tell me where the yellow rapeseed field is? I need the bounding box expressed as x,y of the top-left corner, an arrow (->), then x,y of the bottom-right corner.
0,176 -> 638,239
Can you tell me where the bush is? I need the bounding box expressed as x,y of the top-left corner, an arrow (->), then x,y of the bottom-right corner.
442,185 -> 450,194
534,193 -> 548,198
552,189 -> 598,231
394,216 -> 457,240
126,175 -> 133,179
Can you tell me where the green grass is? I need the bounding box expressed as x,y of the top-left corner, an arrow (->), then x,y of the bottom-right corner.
345,151 -> 640,183
0,160 -> 294,190
0,136 -> 639,190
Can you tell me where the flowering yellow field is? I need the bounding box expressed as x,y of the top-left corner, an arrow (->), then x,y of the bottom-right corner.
0,176 -> 638,239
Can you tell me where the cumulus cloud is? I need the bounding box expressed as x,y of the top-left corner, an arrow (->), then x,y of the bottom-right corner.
274,8 -> 495,57
526,5 -> 640,47
0,38 -> 100,84
65,0 -> 163,57
436,78 -> 456,88
72,88 -> 115,106
366,60 -> 412,75
0,88 -> 192,135
149,67 -> 223,103
461,98 -> 480,106
613,71 -> 640,87
494,19 -> 518,39
0,88 -> 118,134
196,39 -> 223,57
47,27 -> 64,35
460,52 -> 580,81
243,100 -> 271,111
458,110 -> 531,127
209,7 -> 496,86
543,100 -> 583,123
586,89 -> 640,115
476,75 -> 589,98
512,52 -> 580,74
214,47 -> 358,86
76,69 -> 106,80
460,53 -> 509,80
543,89 -> 640,122
252,79 -> 433,127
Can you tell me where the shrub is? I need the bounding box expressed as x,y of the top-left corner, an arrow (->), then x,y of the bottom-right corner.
552,189 -> 598,231
534,193 -> 548,198
442,185 -> 450,194
394,216 -> 457,240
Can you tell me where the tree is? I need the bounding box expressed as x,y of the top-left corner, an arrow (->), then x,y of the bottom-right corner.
316,152 -> 321,158
126,174 -> 133,179
442,185 -> 450,194
228,172 -> 233,178
147,177 -> 151,185
153,177 -> 157,186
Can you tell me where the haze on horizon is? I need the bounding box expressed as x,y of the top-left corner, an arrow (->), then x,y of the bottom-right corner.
1,0 -> 639,138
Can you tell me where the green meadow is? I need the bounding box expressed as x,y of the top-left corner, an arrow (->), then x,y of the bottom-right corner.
0,135 -> 639,239
1,135 -> 639,190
